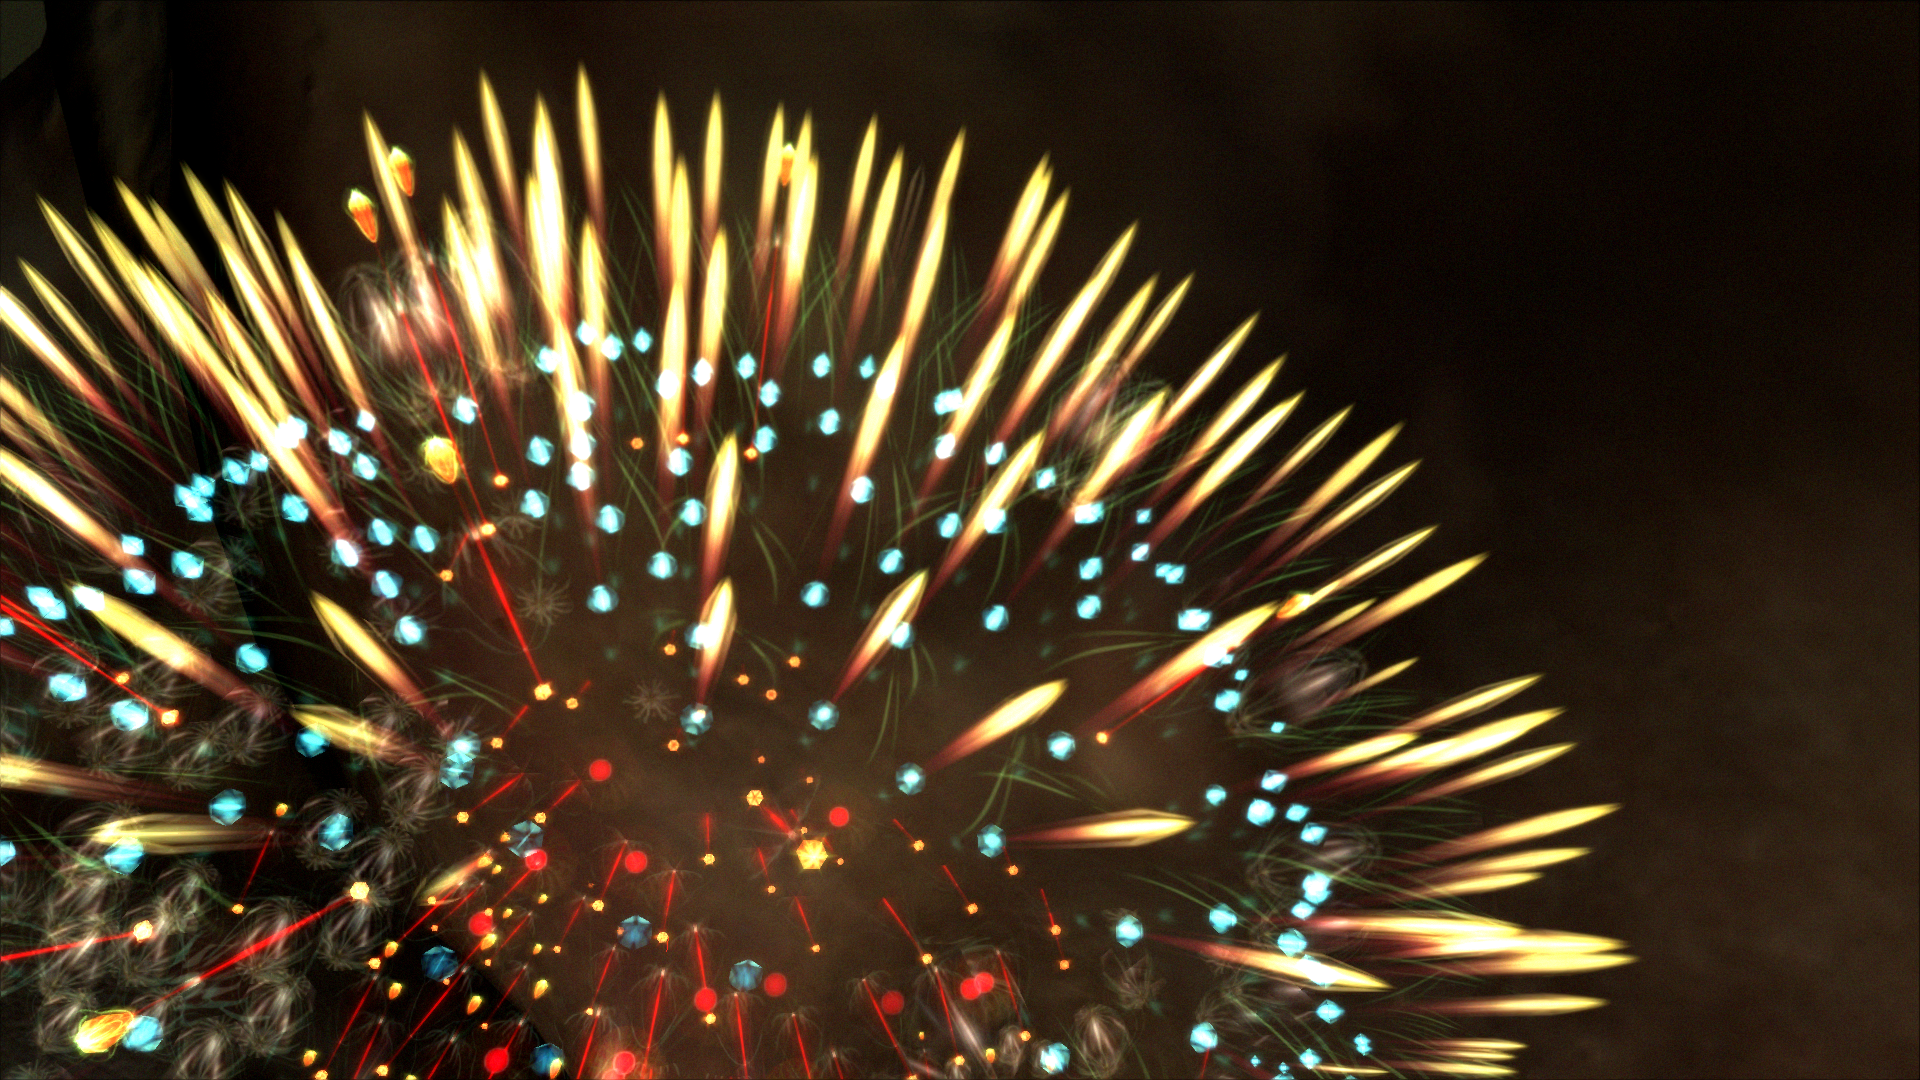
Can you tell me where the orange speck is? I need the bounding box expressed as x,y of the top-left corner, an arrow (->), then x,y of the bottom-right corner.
676,432 -> 690,446
744,447 -> 759,460
479,522 -> 496,537
159,710 -> 179,726
387,145 -> 415,198
493,473 -> 509,487
667,740 -> 681,752
1095,731 -> 1110,744
735,673 -> 750,686
629,436 -> 645,450
535,683 -> 554,700
439,569 -> 454,581
663,644 -> 677,656
114,671 -> 130,684
346,189 -> 378,243
764,689 -> 777,701
564,697 -> 579,709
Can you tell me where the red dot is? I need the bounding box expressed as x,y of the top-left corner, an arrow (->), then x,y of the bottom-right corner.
611,1050 -> 635,1074
693,986 -> 718,1013
467,913 -> 494,936
524,848 -> 548,871
880,990 -> 904,1015
484,1046 -> 510,1075
763,972 -> 788,997
624,850 -> 649,874
959,976 -> 979,1000
828,806 -> 850,828
589,758 -> 613,782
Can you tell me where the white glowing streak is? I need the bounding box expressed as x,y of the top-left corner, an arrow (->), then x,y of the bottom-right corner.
926,680 -> 1067,772
1010,809 -> 1196,848
933,434 -> 1042,593
702,434 -> 740,594
695,578 -> 738,705
836,571 -> 926,698
89,591 -> 245,699
312,593 -> 425,708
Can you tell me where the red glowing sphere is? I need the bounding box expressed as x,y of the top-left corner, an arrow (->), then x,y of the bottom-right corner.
828,806 -> 850,828
624,850 -> 648,874
959,977 -> 980,1000
611,1050 -> 635,1073
468,913 -> 494,936
974,972 -> 994,994
484,1046 -> 510,1074
588,758 -> 613,782
880,990 -> 905,1015
693,986 -> 718,1013
763,972 -> 788,997
524,848 -> 549,871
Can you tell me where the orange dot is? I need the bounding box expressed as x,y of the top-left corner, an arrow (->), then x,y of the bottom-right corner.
663,644 -> 677,656
629,436 -> 645,450
1095,731 -> 1110,744
735,673 -> 750,685
492,473 -> 509,487
564,697 -> 579,709
744,447 -> 759,460
787,655 -> 802,667
114,671 -> 130,684
764,689 -> 777,701
479,522 -> 496,536
439,569 -> 454,581
676,432 -> 690,446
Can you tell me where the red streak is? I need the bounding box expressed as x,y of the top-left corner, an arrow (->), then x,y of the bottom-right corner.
328,980 -> 374,1071
0,926 -> 136,962
939,864 -> 973,908
693,933 -> 709,989
792,899 -> 816,948
547,779 -> 582,812
598,842 -> 629,903
504,704 -> 532,733
735,998 -> 750,1079
661,872 -> 677,923
473,772 -> 524,809
644,977 -> 666,1064
152,895 -> 347,1005
400,895 -> 452,940
794,1020 -> 812,1079
426,267 -> 506,481
238,834 -> 273,899
860,981 -> 909,1068
391,974 -> 459,1068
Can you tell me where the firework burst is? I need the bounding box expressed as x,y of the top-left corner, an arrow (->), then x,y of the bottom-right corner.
0,69 -> 1627,1078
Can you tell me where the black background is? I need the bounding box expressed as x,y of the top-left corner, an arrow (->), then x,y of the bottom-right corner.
1,3 -> 1914,1078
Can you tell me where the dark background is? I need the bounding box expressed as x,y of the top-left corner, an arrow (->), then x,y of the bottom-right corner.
1,3 -> 1913,1077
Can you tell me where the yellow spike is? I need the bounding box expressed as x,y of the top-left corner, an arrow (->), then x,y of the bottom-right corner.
1110,273 -> 1191,383
1400,872 -> 1544,899
0,449 -> 133,571
1394,743 -> 1576,807
90,592 -> 246,699
1380,1063 -> 1514,1078
994,222 -> 1131,446
982,157 -> 1053,311
702,93 -> 725,252
896,132 -> 966,364
362,115 -> 422,284
1305,554 -> 1487,655
40,199 -> 161,367
1441,952 -> 1635,977
0,286 -> 114,419
312,593 -> 426,708
279,218 -> 374,418
846,148 -> 902,350
1280,460 -> 1422,568
1010,809 -> 1195,848
694,579 -> 738,706
1397,674 -> 1543,735
1049,276 -> 1155,439
1071,390 -> 1165,510
480,73 -> 522,238
1310,526 -> 1435,609
1154,935 -> 1389,991
927,681 -> 1067,772
1414,804 -> 1620,864
290,705 -> 409,764
1351,709 -> 1563,784
1424,995 -> 1607,1016
702,434 -> 740,593
836,571 -> 927,698
752,104 -> 784,289
1419,847 -> 1592,883
1150,356 -> 1284,504
19,263 -> 129,401
934,434 -> 1042,592
1248,423 -> 1403,568
1153,390 -> 1300,542
1285,731 -> 1421,781
576,65 -> 603,235
1080,602 -> 1280,737
1154,315 -> 1256,441
773,113 -> 817,362
93,814 -> 269,855
698,225 -> 730,404
1235,404 -> 1350,515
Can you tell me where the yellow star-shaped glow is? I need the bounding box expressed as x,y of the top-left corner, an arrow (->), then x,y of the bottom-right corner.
796,838 -> 829,870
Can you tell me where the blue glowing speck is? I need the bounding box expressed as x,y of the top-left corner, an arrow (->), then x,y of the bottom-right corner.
878,548 -> 904,574
759,380 -> 781,407
48,673 -> 85,701
122,569 -> 156,595
680,704 -> 712,736
332,538 -> 360,568
735,354 -> 757,379
296,729 -> 328,756
1287,803 -> 1311,822
372,571 -> 400,599
596,505 -> 625,533
26,586 -> 65,620
1302,871 -> 1332,904
440,756 -> 472,789
668,447 -> 692,476
1261,770 -> 1288,792
120,535 -> 146,556
527,436 -> 554,466
811,353 -> 831,378
934,432 -> 956,459
506,821 -> 544,856
1301,823 -> 1328,845
355,410 -> 376,432
1114,915 -> 1144,948
984,441 -> 1006,466
858,355 -> 877,379
1299,1049 -> 1322,1070
808,701 -> 839,731
522,490 -> 549,518
123,1015 -> 162,1053
532,1045 -> 564,1079
588,586 -> 617,613
1354,1034 -> 1373,1056
1317,999 -> 1345,1023
1189,1022 -> 1218,1053
352,453 -> 378,480
1247,799 -> 1276,826
976,826 -> 1005,858
1037,1042 -> 1070,1075
600,334 -> 623,361
209,789 -> 245,826
889,623 -> 914,648
1209,904 -> 1238,934
411,525 -> 438,554
729,960 -> 762,991
280,494 -> 309,522
849,476 -> 873,504
103,838 -> 143,874
817,408 -> 841,434
1078,557 -> 1103,580
223,457 -> 250,484
1213,688 -> 1242,712
1076,595 -> 1102,619
1135,508 -> 1153,524
933,388 -> 962,415
801,581 -> 828,608
938,512 -> 961,538
1204,785 -> 1227,807
575,321 -> 596,345
618,915 -> 652,949
535,346 -> 559,373
983,508 -> 1007,534
1074,501 -> 1105,524
393,616 -> 425,646
1176,607 -> 1211,632
982,605 -> 1008,631
317,812 -> 352,852
452,396 -> 477,424
755,425 -> 777,453
421,945 -> 458,981
679,499 -> 706,526
327,427 -> 353,454
1158,564 -> 1188,585
895,764 -> 925,795
368,518 -> 395,546
172,551 -> 205,578
631,327 -> 654,352
1276,928 -> 1307,957
649,552 -> 678,580
1046,731 -> 1076,761
235,643 -> 268,673
110,700 -> 148,731
569,461 -> 595,491
1035,467 -> 1056,490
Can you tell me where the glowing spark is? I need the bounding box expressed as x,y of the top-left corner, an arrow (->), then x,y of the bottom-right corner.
925,680 -> 1066,772
1008,809 -> 1195,848
835,570 -> 926,698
